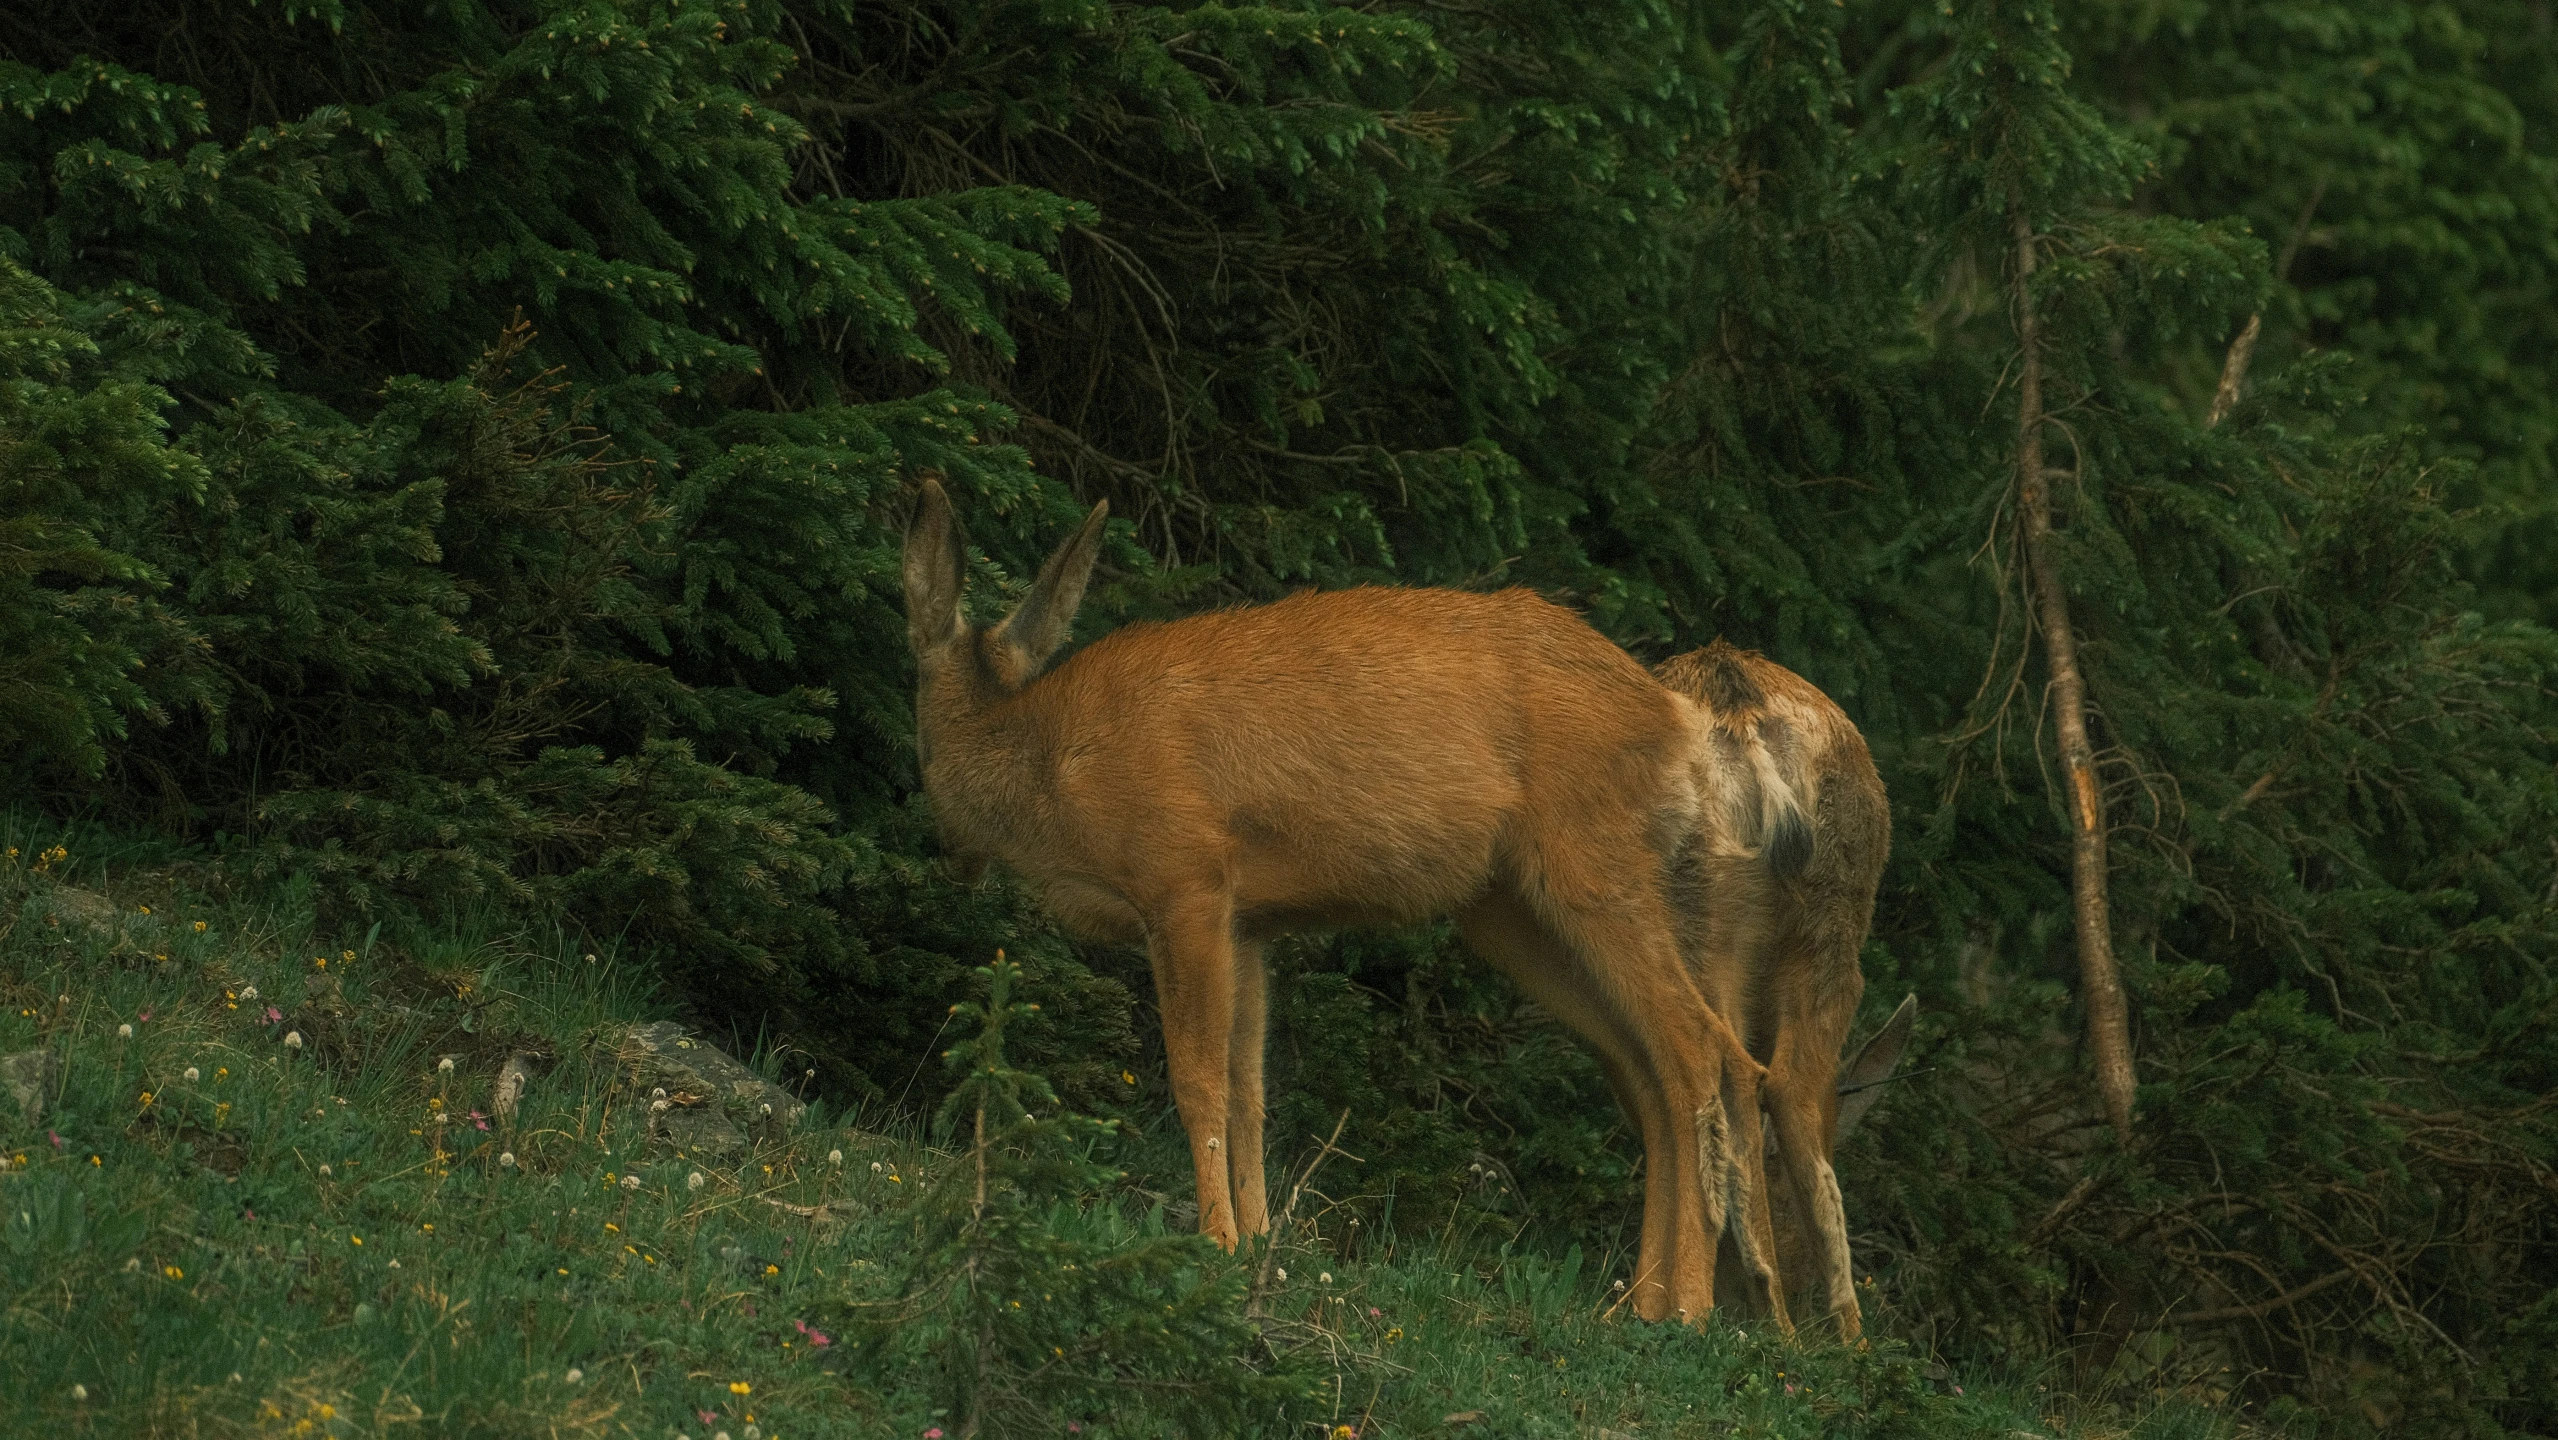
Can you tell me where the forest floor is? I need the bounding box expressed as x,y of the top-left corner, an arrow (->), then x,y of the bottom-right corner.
0,820 -> 2253,1439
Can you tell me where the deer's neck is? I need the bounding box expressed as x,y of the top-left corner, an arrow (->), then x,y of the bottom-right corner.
918,656 -> 1064,868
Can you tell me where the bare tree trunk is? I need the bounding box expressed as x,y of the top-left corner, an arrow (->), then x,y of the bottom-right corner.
2011,206 -> 2137,1139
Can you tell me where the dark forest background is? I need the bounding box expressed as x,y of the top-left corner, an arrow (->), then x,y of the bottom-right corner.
5,0 -> 2554,1428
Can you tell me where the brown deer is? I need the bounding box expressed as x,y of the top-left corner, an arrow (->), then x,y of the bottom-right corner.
901,476 -> 1787,1325
1655,641 -> 1905,1340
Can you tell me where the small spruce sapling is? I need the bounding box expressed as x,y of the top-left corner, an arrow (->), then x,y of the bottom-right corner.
887,955 -> 1301,1438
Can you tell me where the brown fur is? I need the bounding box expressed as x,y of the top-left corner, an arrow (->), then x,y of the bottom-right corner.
1654,640 -> 1894,1340
903,477 -> 1784,1326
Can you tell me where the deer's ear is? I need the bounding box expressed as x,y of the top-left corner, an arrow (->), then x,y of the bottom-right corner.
1835,993 -> 1917,1138
993,498 -> 1109,676
903,475 -> 968,653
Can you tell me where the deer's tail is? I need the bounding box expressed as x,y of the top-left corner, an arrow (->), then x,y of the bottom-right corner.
1668,641 -> 1813,880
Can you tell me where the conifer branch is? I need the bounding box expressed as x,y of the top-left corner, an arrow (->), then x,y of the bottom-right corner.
2011,205 -> 2137,1139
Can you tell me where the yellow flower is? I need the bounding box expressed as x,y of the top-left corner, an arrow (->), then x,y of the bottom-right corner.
729,1381 -> 752,1396
420,1223 -> 434,1233
764,1264 -> 779,1276
350,1235 -> 363,1246
164,1264 -> 184,1280
341,949 -> 356,962
1122,1070 -> 1137,1085
315,956 -> 327,968
194,921 -> 207,933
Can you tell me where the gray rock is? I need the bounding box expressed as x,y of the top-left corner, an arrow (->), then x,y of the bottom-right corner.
493,1053 -> 538,1123
653,1105 -> 750,1158
609,1022 -> 805,1153
2,1049 -> 63,1129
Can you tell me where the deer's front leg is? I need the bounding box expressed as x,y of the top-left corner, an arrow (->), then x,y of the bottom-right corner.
1229,938 -> 1272,1239
1148,892 -> 1243,1248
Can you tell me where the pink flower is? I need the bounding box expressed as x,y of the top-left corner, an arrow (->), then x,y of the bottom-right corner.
1952,1385 -> 1964,1396
925,1430 -> 945,1439
263,1007 -> 282,1024
48,1130 -> 63,1149
138,1009 -> 152,1022
699,1411 -> 718,1425
469,1110 -> 489,1131
1367,1307 -> 1381,1319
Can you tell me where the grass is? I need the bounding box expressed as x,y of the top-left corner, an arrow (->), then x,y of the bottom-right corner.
0,820 -> 2257,1439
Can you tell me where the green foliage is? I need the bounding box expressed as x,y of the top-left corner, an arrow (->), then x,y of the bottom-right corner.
0,261 -> 202,774
2,0 -> 2554,1429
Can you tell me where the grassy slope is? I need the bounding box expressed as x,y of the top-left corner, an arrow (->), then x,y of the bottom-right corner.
0,823 -> 2247,1439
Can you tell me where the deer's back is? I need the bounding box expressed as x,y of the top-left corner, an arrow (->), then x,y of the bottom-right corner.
998,586 -> 1694,935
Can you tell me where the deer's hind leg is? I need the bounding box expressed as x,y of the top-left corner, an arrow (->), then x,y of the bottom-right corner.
1459,892 -> 1678,1321
1522,877 -> 1757,1327
1763,917 -> 1868,1338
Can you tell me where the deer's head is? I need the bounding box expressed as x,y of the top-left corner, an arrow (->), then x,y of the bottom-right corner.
901,476 -> 1110,872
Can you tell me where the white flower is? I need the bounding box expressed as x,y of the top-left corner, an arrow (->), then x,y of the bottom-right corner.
123,1257 -> 141,1273
238,986 -> 258,1000
758,1103 -> 772,1116
687,1172 -> 706,1192
117,1024 -> 133,1039
499,1152 -> 518,1169
318,1164 -> 333,1177
1320,1272 -> 1333,1284
870,1161 -> 883,1173
651,1087 -> 666,1101
438,1057 -> 455,1074
621,1174 -> 642,1191
651,1098 -> 671,1114
563,1367 -> 583,1385
1275,1267 -> 1287,1282
283,1031 -> 304,1050
828,1149 -> 844,1166
387,1259 -> 401,1269
183,1067 -> 200,1082
583,953 -> 597,964
70,1384 -> 87,1401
